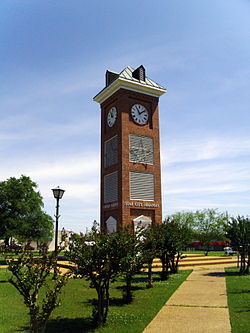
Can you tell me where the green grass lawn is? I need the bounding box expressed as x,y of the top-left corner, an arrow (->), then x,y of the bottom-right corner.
225,267 -> 250,333
0,252 -> 66,263
0,268 -> 191,333
182,250 -> 230,256
0,251 -> 229,263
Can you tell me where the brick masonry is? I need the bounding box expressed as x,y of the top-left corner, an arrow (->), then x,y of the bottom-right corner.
100,88 -> 162,232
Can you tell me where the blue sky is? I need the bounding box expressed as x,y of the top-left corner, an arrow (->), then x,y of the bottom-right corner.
1,0 -> 250,232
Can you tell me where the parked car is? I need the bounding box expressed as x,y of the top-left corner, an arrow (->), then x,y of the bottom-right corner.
224,247 -> 237,255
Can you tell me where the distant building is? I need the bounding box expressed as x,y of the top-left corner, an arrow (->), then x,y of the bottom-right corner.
0,228 -> 71,251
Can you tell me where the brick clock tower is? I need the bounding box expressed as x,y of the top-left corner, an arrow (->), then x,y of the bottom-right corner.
93,65 -> 166,233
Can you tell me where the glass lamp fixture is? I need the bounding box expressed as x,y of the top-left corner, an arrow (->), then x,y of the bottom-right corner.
52,186 -> 65,200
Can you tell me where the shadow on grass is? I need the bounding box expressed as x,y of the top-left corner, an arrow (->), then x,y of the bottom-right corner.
109,297 -> 127,306
15,317 -> 95,333
116,285 -> 145,291
16,318 -> 97,333
235,308 -> 250,313
0,280 -> 9,283
16,326 -> 29,332
85,297 -> 128,307
228,290 -> 250,294
45,317 -> 95,333
132,272 -> 161,284
204,271 -> 243,277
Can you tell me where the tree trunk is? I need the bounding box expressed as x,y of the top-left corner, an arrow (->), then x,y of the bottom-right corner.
29,306 -> 46,333
95,282 -> 110,327
147,260 -> 153,288
203,241 -> 211,256
169,256 -> 176,273
160,255 -> 168,280
30,322 -> 46,333
4,237 -> 9,247
103,280 -> 110,323
173,253 -> 180,273
124,274 -> 133,303
240,252 -> 246,274
96,287 -> 105,327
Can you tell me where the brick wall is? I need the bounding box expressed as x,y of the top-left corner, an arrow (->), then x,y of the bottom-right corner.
100,88 -> 162,231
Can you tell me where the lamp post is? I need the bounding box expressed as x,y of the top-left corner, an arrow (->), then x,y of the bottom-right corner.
51,186 -> 65,258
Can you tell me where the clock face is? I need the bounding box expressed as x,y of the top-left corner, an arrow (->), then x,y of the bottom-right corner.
107,107 -> 117,127
131,104 -> 149,125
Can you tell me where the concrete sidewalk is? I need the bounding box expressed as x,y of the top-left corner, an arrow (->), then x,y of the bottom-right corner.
143,267 -> 231,333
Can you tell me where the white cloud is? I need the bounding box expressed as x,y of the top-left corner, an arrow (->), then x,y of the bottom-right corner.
160,134 -> 250,218
0,152 -> 99,199
165,184 -> 249,195
164,198 -> 250,216
161,136 -> 250,164
163,161 -> 250,185
0,152 -> 101,232
28,155 -> 99,180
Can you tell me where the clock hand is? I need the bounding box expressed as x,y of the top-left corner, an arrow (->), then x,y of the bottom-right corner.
138,109 -> 147,115
135,106 -> 141,115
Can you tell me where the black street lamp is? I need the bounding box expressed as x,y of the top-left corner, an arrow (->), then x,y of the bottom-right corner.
51,186 -> 65,257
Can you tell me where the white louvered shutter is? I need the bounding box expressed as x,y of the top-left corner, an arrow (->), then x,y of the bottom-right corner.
104,171 -> 118,203
130,172 -> 154,201
129,134 -> 153,164
104,135 -> 118,168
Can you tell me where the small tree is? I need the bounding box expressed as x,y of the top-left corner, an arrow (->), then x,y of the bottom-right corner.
168,211 -> 197,230
142,223 -> 170,281
119,227 -> 143,303
226,216 -> 250,274
162,218 -> 193,274
66,229 -> 126,326
193,209 -> 228,255
140,224 -> 159,288
5,243 -> 68,333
